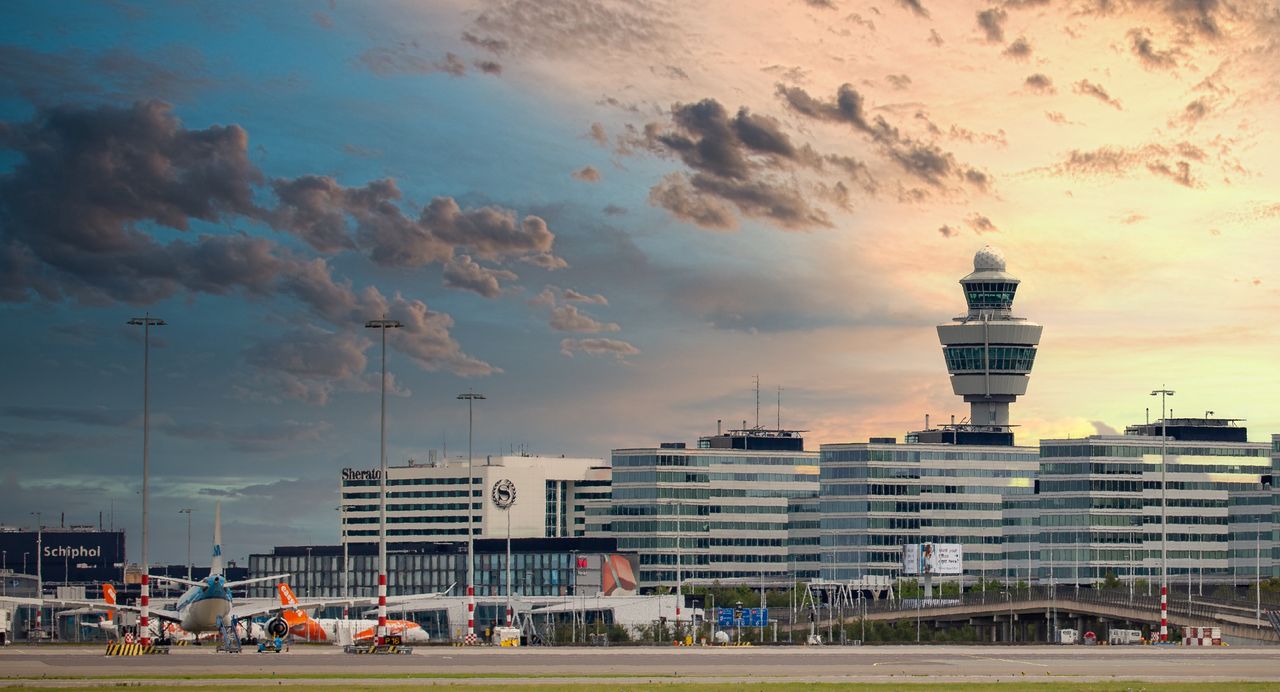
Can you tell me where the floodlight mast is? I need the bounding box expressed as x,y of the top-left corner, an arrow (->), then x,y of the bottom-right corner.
457,391 -> 486,642
1150,386 -> 1174,643
127,314 -> 165,647
365,318 -> 401,646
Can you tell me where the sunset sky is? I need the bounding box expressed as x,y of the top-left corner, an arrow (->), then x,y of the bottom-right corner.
2,0 -> 1277,562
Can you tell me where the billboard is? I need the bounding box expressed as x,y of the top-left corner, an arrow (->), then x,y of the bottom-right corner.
901,542 -> 962,575
597,553 -> 639,596
0,530 -> 125,583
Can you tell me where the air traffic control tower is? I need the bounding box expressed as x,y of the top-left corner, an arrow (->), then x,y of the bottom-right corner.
935,245 -> 1042,444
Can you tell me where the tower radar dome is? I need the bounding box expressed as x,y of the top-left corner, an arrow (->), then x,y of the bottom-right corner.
973,245 -> 1006,272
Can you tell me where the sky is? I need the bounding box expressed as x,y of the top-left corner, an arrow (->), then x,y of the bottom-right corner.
1,0 -> 1277,565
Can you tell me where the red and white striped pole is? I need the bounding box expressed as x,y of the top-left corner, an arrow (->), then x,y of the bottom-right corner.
467,585 -> 475,636
140,573 -> 150,647
376,573 -> 387,645
1160,584 -> 1168,642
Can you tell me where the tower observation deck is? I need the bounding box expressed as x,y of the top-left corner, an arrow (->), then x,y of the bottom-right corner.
936,245 -> 1042,434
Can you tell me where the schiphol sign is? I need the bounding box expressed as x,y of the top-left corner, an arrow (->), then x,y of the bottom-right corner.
43,545 -> 103,560
901,542 -> 963,576
341,467 -> 382,482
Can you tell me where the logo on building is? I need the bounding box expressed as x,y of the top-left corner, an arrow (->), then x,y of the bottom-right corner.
43,545 -> 102,560
491,479 -> 517,508
341,467 -> 382,482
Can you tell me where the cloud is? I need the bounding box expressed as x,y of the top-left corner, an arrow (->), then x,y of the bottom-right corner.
162,419 -> 333,453
442,254 -> 518,298
1046,142 -> 1206,188
587,122 -> 608,146
938,224 -> 959,237
886,74 -> 913,89
603,204 -> 628,215
928,29 -> 944,46
358,47 -> 467,77
473,59 -> 503,75
0,101 -> 498,377
1003,37 -> 1032,59
561,288 -> 608,305
776,83 -> 990,193
976,7 -> 1008,42
559,337 -> 639,360
1120,213 -> 1147,224
1127,28 -> 1180,69
1170,97 -> 1210,128
1090,420 -> 1119,435
461,31 -> 510,54
1045,111 -> 1072,124
896,0 -> 930,18
572,165 -> 602,182
470,0 -> 674,59
242,326 -> 371,405
0,44 -> 211,107
549,303 -> 620,333
965,213 -> 999,233
1024,73 -> 1055,93
1073,79 -> 1123,109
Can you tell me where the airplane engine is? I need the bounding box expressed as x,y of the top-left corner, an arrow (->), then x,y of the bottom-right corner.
265,616 -> 290,638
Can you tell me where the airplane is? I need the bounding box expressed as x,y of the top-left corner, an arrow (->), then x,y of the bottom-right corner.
273,582 -> 430,644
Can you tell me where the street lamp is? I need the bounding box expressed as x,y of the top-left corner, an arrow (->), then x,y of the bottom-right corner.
335,506 -> 348,617
30,513 -> 42,638
1150,386 -> 1174,643
365,317 -> 401,646
128,314 -> 164,647
178,509 -> 193,581
457,390 -> 485,642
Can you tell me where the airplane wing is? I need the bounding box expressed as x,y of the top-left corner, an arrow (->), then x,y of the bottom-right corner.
0,595 -> 112,610
226,587 -> 451,622
96,601 -> 184,622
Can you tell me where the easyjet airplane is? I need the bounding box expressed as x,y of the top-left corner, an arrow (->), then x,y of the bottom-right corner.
274,583 -> 430,644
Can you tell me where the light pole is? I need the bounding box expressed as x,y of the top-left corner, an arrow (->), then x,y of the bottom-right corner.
457,390 -> 485,642
128,314 -> 164,647
1150,387 -> 1173,642
30,513 -> 42,639
178,509 -> 193,581
365,317 -> 401,646
335,506 -> 348,617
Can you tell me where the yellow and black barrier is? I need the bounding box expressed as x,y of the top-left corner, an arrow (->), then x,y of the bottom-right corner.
104,643 -> 170,656
343,644 -> 412,655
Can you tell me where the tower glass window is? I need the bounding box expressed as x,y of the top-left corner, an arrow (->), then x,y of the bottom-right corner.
962,281 -> 1018,309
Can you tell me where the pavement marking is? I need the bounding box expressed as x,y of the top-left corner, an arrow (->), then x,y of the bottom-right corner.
965,654 -> 1050,667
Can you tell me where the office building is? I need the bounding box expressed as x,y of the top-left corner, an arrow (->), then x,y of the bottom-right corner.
1036,418 -> 1273,585
339,453 -> 610,548
819,438 -> 1038,581
593,429 -> 819,589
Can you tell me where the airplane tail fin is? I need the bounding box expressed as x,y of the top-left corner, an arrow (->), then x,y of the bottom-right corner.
277,582 -> 300,607
102,583 -> 117,608
210,501 -> 224,576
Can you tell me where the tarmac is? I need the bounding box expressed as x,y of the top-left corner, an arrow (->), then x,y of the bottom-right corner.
2,644 -> 1279,686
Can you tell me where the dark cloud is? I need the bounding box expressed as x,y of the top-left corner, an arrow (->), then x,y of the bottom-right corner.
559,337 -> 638,360
965,213 -> 998,233
357,46 -> 466,77
657,100 -> 798,179
1003,37 -> 1032,59
603,204 -> 628,216
461,31 -> 510,54
896,0 -> 930,18
1156,0 -> 1223,37
648,172 -> 828,231
0,45 -> 211,106
1047,142 -> 1205,188
1024,73 -> 1056,93
1128,28 -> 1180,69
1073,79 -> 1123,109
473,60 -> 503,75
651,64 -> 689,80
442,254 -> 517,298
886,74 -> 913,89
928,29 -> 944,46
1091,420 -> 1119,435
0,101 -> 499,377
571,165 -> 602,182
938,224 -> 959,237
776,83 -> 990,194
976,8 -> 1008,42
805,0 -> 837,8
1176,97 -> 1210,125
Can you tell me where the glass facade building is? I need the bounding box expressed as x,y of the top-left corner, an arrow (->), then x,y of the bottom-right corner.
819,440 -> 1038,582
1036,423 -> 1274,585
589,439 -> 819,589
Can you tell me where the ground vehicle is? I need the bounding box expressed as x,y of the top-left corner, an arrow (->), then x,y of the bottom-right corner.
1059,628 -> 1079,644
1109,629 -> 1143,645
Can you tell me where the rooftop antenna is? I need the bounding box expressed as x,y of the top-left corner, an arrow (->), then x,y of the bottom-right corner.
776,386 -> 782,430
925,413 -> 930,430
1205,410 -> 1213,418
717,419 -> 722,435
1146,407 -> 1149,425
754,375 -> 760,429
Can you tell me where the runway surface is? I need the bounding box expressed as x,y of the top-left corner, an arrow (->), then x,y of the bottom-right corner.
2,644 -> 1279,686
